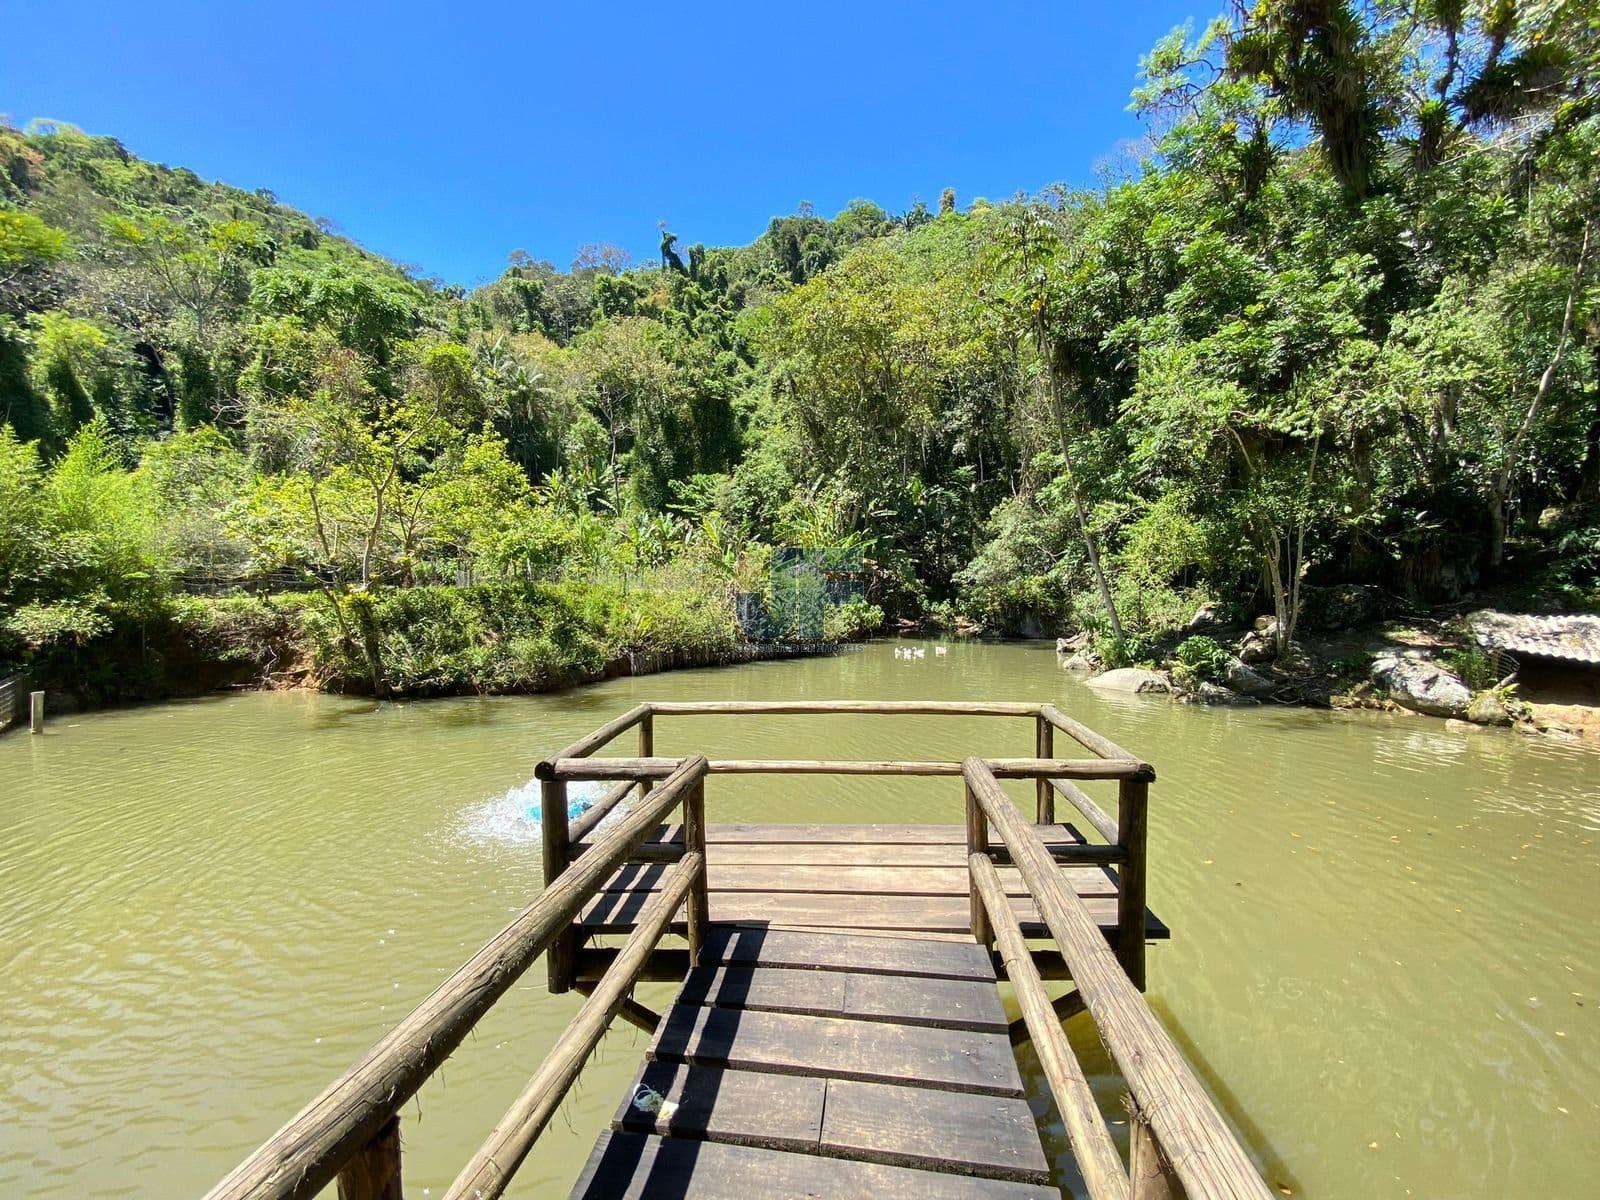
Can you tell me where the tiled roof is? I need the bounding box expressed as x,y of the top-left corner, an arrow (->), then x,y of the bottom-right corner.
1468,610 -> 1600,666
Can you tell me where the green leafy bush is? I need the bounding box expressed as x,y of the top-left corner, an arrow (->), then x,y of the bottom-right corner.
1443,645 -> 1498,691
1093,632 -> 1159,669
823,596 -> 884,641
1172,635 -> 1232,683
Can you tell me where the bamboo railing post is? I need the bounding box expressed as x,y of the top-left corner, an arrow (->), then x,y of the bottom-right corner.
1035,714 -> 1054,822
683,774 -> 709,965
973,853 -> 1129,1200
1131,1114 -> 1187,1200
1117,777 -> 1149,990
966,779 -> 991,946
444,853 -> 702,1200
336,1115 -> 402,1200
637,710 -> 654,801
542,778 -> 573,994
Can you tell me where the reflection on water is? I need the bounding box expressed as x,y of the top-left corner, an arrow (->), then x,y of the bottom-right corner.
2,640 -> 1597,1198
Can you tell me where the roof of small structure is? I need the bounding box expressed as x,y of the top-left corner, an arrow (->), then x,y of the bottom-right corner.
1468,610 -> 1600,666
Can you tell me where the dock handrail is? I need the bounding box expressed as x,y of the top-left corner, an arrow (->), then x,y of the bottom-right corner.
208,699 -> 1184,1200
535,699 -> 1155,990
203,754 -> 709,1200
963,757 -> 1272,1200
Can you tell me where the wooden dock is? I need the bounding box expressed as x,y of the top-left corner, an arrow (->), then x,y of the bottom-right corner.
205,700 -> 1274,1200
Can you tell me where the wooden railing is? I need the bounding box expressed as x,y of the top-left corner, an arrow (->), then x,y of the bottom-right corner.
964,756 -> 1272,1200
532,698 -> 1155,991
207,698 -> 1236,1200
202,754 -> 709,1200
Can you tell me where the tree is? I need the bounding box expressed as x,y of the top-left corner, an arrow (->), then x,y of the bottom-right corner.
104,211 -> 270,346
996,207 -> 1125,640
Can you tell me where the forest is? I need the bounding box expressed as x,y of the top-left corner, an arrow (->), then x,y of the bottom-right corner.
1,1 -> 1597,702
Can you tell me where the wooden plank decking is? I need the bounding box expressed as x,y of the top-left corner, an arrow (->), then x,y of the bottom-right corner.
571,927 -> 1058,1198
204,702 -> 1281,1200
575,821 -> 1168,945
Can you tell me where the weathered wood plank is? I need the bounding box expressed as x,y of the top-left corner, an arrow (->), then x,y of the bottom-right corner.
841,970 -> 1007,1033
611,1064 -> 1051,1186
614,1060 -> 825,1153
648,1004 -> 1023,1096
700,926 -> 994,979
571,1131 -> 1060,1199
624,821 -> 1093,847
675,964 -> 848,1017
599,862 -> 1119,899
822,1077 -> 1051,1184
670,964 -> 1007,1032
578,888 -> 1143,937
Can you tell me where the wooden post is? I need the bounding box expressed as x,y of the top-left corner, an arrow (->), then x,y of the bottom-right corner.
29,690 -> 44,734
683,773 -> 709,965
1035,714 -> 1054,823
1117,777 -> 1149,990
637,711 -> 654,801
542,778 -> 573,994
337,1115 -> 402,1200
1131,1112 -> 1186,1200
965,780 -> 991,946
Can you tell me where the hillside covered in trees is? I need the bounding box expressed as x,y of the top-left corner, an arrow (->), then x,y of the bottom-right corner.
2,1 -> 1597,703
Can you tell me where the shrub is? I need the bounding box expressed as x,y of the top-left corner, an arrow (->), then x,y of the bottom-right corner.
1093,632 -> 1159,669
824,596 -> 884,641
1172,635 -> 1232,683
1443,645 -> 1498,691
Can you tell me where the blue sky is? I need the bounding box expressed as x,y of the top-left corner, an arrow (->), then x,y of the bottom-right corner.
3,0 -> 1208,287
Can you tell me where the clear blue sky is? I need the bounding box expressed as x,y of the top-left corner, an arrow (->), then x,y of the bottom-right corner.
3,0 -> 1207,287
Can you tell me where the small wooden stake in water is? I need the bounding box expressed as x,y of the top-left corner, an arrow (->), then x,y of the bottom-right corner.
29,691 -> 43,734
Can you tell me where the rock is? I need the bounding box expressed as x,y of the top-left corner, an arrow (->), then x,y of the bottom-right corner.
1238,630 -> 1276,664
1466,690 -> 1513,727
1369,653 -> 1471,718
1186,604 -> 1224,632
1086,667 -> 1170,694
1060,653 -> 1096,671
1225,658 -> 1277,697
1252,615 -> 1279,633
1197,681 -> 1255,705
1055,632 -> 1089,654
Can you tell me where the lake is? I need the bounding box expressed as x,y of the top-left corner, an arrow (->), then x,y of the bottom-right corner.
3,638 -> 1597,1197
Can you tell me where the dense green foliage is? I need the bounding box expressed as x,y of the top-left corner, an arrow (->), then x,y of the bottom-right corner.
2,4 -> 1598,700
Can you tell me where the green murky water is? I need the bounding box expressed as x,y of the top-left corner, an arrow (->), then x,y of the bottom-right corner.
3,639 -> 1597,1198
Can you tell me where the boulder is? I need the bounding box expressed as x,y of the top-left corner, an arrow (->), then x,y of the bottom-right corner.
1466,690 -> 1513,727
1060,652 -> 1096,671
1239,629 -> 1276,664
1252,615 -> 1280,633
1197,681 -> 1255,705
1055,632 -> 1089,654
1086,667 -> 1170,694
1369,653 -> 1471,718
1224,658 -> 1277,698
1186,604 -> 1224,632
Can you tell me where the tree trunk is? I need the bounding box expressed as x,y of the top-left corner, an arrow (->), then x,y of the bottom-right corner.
1577,336 -> 1599,502
1490,220 -> 1591,566
1044,361 -> 1123,641
350,591 -> 389,700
